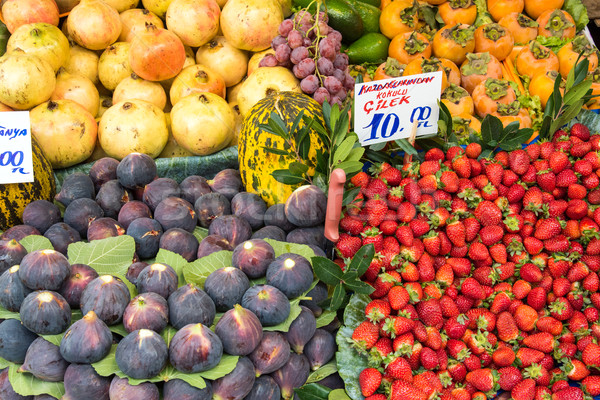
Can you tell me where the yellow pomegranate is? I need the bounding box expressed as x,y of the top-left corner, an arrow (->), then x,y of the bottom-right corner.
51,69 -> 100,117
6,23 -> 70,73
97,42 -> 133,91
195,36 -> 248,87
64,44 -> 99,84
113,73 -> 167,110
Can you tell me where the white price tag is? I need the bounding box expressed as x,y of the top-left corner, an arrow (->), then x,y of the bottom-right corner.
353,71 -> 444,146
0,111 -> 34,184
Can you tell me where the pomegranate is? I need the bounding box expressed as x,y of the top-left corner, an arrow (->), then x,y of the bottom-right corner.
1,0 -> 59,33
113,73 -> 167,110
103,0 -> 138,12
165,0 -> 220,47
67,0 -> 122,51
64,44 -> 100,84
158,113 -> 194,158
159,45 -> 195,93
97,95 -> 113,118
30,100 -> 98,168
195,36 -> 248,87
220,0 -> 283,51
226,78 -> 246,103
119,8 -> 164,42
0,103 -> 13,111
141,0 -> 172,19
129,23 -> 186,82
237,66 -> 300,116
6,23 -> 70,73
98,42 -> 132,91
169,64 -> 226,105
51,68 -> 100,117
99,100 -> 168,159
0,49 -> 56,110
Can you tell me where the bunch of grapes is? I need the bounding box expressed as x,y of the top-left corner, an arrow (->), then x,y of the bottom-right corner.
259,10 -> 355,105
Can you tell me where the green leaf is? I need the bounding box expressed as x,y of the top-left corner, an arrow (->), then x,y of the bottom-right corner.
289,162 -> 310,175
480,115 -> 503,146
295,383 -> 332,399
368,142 -> 386,151
18,235 -> 53,252
564,79 -> 593,106
333,137 -> 356,165
109,324 -> 129,338
183,250 -> 233,288
263,239 -> 316,259
155,364 -> 207,389
550,99 -> 585,133
342,187 -> 361,207
0,304 -> 20,320
193,226 -> 209,243
155,249 -> 189,287
290,110 -> 306,142
343,279 -> 375,295
346,244 -> 374,277
258,123 -> 286,139
395,138 -> 418,156
316,310 -> 337,328
196,354 -> 239,380
329,389 -> 352,400
263,146 -> 290,156
307,361 -> 338,383
0,357 -> 9,369
336,161 -> 364,176
8,362 -> 65,398
345,146 -> 365,162
322,101 -> 333,133
40,333 -> 65,347
67,236 -> 135,277
271,169 -> 307,185
563,0 -> 589,30
330,284 -> 346,311
160,326 -> 178,346
312,256 -> 344,286
268,112 -> 291,140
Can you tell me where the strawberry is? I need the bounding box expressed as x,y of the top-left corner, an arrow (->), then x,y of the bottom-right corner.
387,187 -> 404,210
516,348 -> 545,368
416,298 -> 443,328
420,346 -> 438,370
359,368 -> 382,397
570,123 -> 591,141
556,169 -> 578,188
581,375 -> 600,396
466,142 -> 482,159
403,180 -> 422,205
395,225 -> 414,246
552,387 -> 585,400
440,170 -> 460,193
480,225 -> 504,246
390,379 -> 428,400
522,332 -> 556,354
509,149 -> 531,175
351,171 -> 370,189
363,197 -> 388,227
461,277 -> 486,300
549,151 -> 570,173
340,215 -> 364,235
364,178 -> 389,199
496,311 -> 519,342
474,200 -> 502,226
379,166 -> 403,187
465,368 -> 499,392
365,299 -> 391,323
336,233 -> 362,258
581,342 -> 600,366
382,316 -> 415,338
425,147 -> 445,161
452,154 -> 472,178
365,395 -> 386,400
564,359 -> 590,381
534,218 -> 562,240
353,321 -> 380,349
492,346 -> 516,367
511,378 -> 535,400
386,356 -> 413,381
526,287 -> 547,311
468,241 -> 490,261
422,231 -> 441,256
498,366 -> 523,391
388,285 -> 410,311
397,202 -> 417,223
549,297 -> 574,321
536,169 -> 556,192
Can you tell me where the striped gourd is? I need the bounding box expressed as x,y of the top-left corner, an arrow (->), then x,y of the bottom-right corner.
0,135 -> 56,231
238,92 -> 326,206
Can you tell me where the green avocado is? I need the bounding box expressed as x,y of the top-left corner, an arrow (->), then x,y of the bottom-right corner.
345,32 -> 390,65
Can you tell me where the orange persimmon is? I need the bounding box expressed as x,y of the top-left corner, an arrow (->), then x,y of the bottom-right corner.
557,34 -> 598,77
403,56 -> 449,92
487,0 -> 524,22
453,113 -> 482,142
373,57 -> 405,80
442,83 -> 475,115
529,70 -> 562,109
474,23 -> 514,61
515,40 -> 559,79
389,31 -> 432,65
524,0 -> 564,20
498,12 -> 538,45
508,45 -> 525,64
472,77 -> 517,118
438,0 -> 478,26
379,0 -> 418,39
460,52 -> 503,94
432,24 -> 476,65
492,107 -> 532,128
537,9 -> 576,39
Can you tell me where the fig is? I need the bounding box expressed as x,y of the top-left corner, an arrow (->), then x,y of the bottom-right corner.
168,284 -> 216,329
80,275 -> 131,325
60,310 -> 112,364
215,304 -> 263,355
285,305 -> 317,354
231,192 -> 267,230
197,234 -> 232,258
126,261 -> 148,285
263,203 -> 296,232
0,225 -> 40,241
55,172 -> 95,207
232,239 -> 275,279
0,266 -> 32,311
208,215 -> 252,248
0,319 -> 38,363
0,368 -> 33,400
241,285 -> 290,326
20,291 -> 71,335
117,200 -> 152,230
116,153 -> 157,190
271,353 -> 311,400
194,192 -> 231,228
284,185 -> 327,227
154,197 -> 197,232
286,226 -> 327,249
0,239 -> 27,274
136,263 -> 178,299
89,157 -> 120,192
18,249 -> 71,291
300,282 -> 328,317
180,175 -> 212,205
95,180 -> 133,219
86,217 -> 126,241
109,376 -> 159,400
21,200 -> 62,235
245,376 -> 281,400
211,356 -> 255,400
169,323 -> 223,373
208,169 -> 242,200
159,228 -> 199,262
304,329 -> 335,370
252,226 -> 286,241
63,198 -> 105,238
44,222 -> 81,255
204,267 -> 250,312
62,363 -> 111,400
126,217 -> 163,259
142,178 -> 182,211
19,337 -> 68,382
33,395 -> 58,400
308,245 -> 326,257
59,263 -> 99,308
123,292 -> 169,333
266,253 -> 314,299
249,331 -> 291,376
163,378 -> 212,400
116,328 -> 168,379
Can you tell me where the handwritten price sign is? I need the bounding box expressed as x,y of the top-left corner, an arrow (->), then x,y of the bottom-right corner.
354,71 -> 443,146
0,111 -> 34,184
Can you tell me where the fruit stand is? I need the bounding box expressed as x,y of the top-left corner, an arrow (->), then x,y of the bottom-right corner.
1,0 -> 600,399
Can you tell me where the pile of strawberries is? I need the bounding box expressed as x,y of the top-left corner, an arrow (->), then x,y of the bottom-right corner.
338,123 -> 600,400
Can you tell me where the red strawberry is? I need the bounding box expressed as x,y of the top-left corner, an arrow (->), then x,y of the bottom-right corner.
420,346 -> 438,370
453,155 -> 472,178
581,375 -> 600,396
474,200 -> 502,226
365,299 -> 391,323
386,356 -> 413,381
509,149 -> 530,175
353,321 -> 379,349
416,298 -> 443,328
498,366 -> 523,391
388,286 -> 410,311
336,233 -> 362,258
480,225 -> 504,246
425,148 -> 445,161
440,170 -> 459,193
379,166 -> 403,186
549,151 -> 569,173
570,123 -> 591,141
465,368 -> 499,392
390,379 -> 427,400
464,217 -> 481,242
364,178 -> 389,199
534,218 -> 562,240
364,197 -> 388,227
581,342 -> 600,366
522,332 -> 555,353
351,171 -> 370,188
496,311 -> 519,342
395,225 -> 414,246
340,215 -> 364,235
511,378 -> 535,400
359,368 -> 382,397
461,277 -> 486,300
552,387 -> 585,400
468,242 -> 490,261
382,316 -> 415,338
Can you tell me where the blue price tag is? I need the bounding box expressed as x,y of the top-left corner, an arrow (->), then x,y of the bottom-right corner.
0,111 -> 34,184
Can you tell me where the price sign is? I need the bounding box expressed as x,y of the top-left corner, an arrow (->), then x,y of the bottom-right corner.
0,111 -> 34,184
354,71 -> 443,146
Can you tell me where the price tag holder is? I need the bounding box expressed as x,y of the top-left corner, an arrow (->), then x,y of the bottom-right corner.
0,111 -> 34,184
354,71 -> 443,146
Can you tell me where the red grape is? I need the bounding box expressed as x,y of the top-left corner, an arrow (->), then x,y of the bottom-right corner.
313,87 -> 331,105
275,44 -> 291,63
278,19 -> 294,37
300,75 -> 320,94
290,46 -> 309,64
259,54 -> 278,67
324,76 -> 342,94
293,58 -> 316,79
287,30 -> 304,49
317,57 -> 334,76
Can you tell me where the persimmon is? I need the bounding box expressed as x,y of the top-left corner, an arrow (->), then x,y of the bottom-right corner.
492,106 -> 532,128
472,78 -> 517,118
537,9 -> 576,39
403,56 -> 448,92
373,57 -> 405,80
515,40 -> 559,79
379,0 -> 418,39
432,24 -> 476,65
498,12 -> 538,45
523,0 -> 564,20
587,68 -> 600,110
529,70 -> 562,109
442,83 -> 474,115
422,0 -> 445,4
557,34 -> 598,78
460,52 -> 503,94
389,31 -> 432,65
474,23 -> 514,61
487,0 -> 524,22
440,58 -> 461,86
453,113 -> 482,143
508,45 -> 525,64
438,0 -> 477,26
